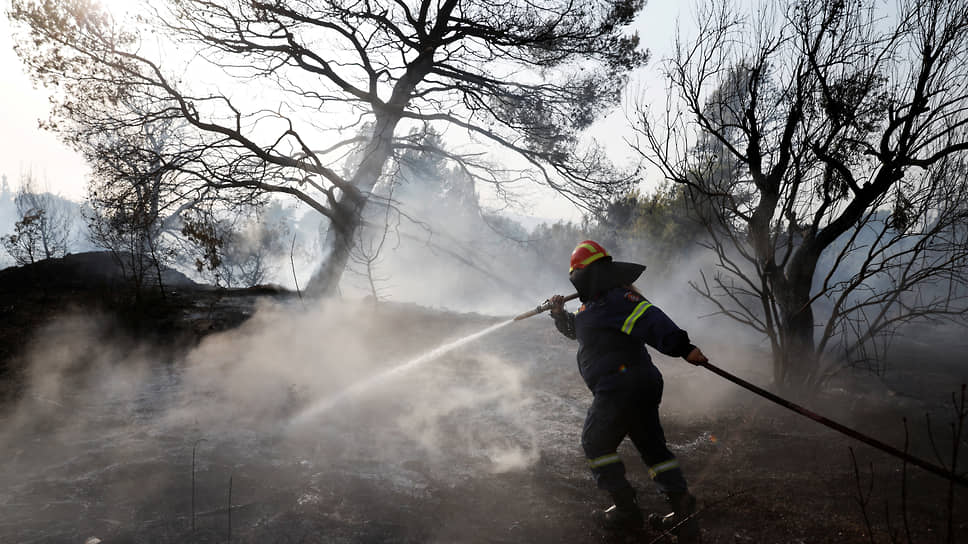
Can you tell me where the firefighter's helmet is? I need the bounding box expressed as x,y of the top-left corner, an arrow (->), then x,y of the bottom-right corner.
568,240 -> 647,302
569,240 -> 611,272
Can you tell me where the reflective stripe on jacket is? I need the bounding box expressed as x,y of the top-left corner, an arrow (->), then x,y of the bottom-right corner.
553,287 -> 693,393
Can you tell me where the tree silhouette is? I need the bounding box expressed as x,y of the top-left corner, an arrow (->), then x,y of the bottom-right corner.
10,0 -> 646,294
2,174 -> 73,265
634,0 -> 968,390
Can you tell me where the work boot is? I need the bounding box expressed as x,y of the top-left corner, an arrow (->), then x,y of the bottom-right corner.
648,491 -> 700,542
593,488 -> 644,530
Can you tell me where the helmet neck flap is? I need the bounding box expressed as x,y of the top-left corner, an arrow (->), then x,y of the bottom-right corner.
569,259 -> 646,302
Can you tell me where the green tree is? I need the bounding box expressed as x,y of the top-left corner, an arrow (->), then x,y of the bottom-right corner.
602,184 -> 707,275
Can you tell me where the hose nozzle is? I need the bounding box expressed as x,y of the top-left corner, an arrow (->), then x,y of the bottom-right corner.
513,293 -> 579,321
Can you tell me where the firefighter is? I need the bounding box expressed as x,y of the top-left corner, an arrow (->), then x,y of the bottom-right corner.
548,240 -> 706,541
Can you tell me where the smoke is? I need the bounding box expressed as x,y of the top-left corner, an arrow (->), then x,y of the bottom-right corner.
338,171 -> 770,421
0,298 -> 563,541
0,166 -> 766,537
391,352 -> 542,474
159,301 -> 546,471
8,167 -> 962,541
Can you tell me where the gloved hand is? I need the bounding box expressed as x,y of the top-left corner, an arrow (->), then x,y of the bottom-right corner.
685,347 -> 708,366
548,294 -> 567,316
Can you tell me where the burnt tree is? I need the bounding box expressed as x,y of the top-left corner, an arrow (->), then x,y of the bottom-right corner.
634,0 -> 968,390
10,0 -> 646,294
83,109 -> 213,296
2,173 -> 74,265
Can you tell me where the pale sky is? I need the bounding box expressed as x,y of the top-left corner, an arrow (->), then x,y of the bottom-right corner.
1,0 -> 92,197
0,0 -> 685,217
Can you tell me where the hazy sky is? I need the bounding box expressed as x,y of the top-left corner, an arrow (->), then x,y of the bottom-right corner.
0,0 -> 685,218
0,0 -> 93,197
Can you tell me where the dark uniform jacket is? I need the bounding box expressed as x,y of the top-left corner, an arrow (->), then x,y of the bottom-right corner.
553,287 -> 694,393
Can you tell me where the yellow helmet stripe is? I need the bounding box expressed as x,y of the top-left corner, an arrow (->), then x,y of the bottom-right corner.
569,242 -> 609,272
577,252 -> 606,268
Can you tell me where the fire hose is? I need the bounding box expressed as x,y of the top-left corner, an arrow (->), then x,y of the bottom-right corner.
513,293 -> 580,321
514,294 -> 968,489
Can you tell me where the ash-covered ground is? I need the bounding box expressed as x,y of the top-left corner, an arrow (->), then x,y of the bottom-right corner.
1,285 -> 966,543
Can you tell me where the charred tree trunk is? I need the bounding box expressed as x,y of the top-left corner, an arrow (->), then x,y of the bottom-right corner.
11,0 -> 644,301
774,247 -> 821,391
304,47 -> 439,296
306,192 -> 366,296
304,113 -> 406,295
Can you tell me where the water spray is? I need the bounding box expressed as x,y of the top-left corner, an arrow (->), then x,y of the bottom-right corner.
291,294 -> 583,425
290,319 -> 514,426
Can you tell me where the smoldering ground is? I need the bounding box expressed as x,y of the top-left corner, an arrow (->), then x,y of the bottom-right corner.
2,226 -> 966,542
0,288 -> 802,543
0,297 -> 597,542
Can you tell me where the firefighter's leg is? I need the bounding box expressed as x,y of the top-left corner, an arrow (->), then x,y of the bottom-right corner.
581,393 -> 643,530
627,403 -> 688,494
628,402 -> 699,542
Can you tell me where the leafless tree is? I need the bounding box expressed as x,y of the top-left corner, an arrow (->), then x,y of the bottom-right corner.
10,0 -> 647,296
83,111 -> 211,297
2,173 -> 73,265
348,217 -> 395,302
633,0 -> 968,390
86,184 -> 169,296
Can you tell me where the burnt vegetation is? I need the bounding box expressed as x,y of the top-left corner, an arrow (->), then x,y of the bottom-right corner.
633,0 -> 968,393
1,0 -> 968,542
9,0 -> 647,296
